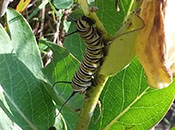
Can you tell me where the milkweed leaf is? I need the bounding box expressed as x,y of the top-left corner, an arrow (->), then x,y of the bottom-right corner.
0,9 -> 56,130
90,58 -> 175,130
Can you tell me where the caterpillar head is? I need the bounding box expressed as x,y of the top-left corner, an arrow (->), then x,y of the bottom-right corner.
82,16 -> 95,26
77,16 -> 95,30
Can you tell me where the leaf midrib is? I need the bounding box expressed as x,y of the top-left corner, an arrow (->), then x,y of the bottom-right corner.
103,87 -> 150,130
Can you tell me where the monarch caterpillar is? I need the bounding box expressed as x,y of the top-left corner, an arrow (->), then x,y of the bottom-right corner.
54,16 -> 107,111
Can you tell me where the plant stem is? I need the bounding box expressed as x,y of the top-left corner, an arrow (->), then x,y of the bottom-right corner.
75,74 -> 108,130
77,0 -> 90,16
75,0 -> 111,40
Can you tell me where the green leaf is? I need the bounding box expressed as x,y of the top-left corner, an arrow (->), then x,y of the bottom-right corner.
89,58 -> 175,130
0,9 -> 56,130
96,0 -> 135,36
170,127 -> 175,130
63,8 -> 86,61
41,40 -> 83,130
53,0 -> 73,9
28,0 -> 49,20
64,22 -> 85,61
6,8 -> 44,80
0,107 -> 19,130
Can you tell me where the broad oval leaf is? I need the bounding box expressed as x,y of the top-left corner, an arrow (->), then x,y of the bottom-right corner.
96,0 -> 135,36
64,22 -> 85,61
90,58 -> 175,130
41,40 -> 83,130
6,8 -> 44,80
0,9 -> 56,130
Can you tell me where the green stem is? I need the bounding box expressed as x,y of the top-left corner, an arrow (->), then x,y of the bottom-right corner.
75,0 -> 111,40
75,75 -> 108,130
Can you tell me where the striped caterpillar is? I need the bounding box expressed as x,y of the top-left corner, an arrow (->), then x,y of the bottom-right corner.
71,16 -> 106,93
54,16 -> 106,110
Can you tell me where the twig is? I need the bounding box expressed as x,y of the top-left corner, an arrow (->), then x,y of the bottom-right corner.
47,19 -> 55,33
0,0 -> 12,17
59,9 -> 72,44
53,9 -> 62,45
39,0 -> 46,39
28,0 -> 38,8
33,21 -> 40,35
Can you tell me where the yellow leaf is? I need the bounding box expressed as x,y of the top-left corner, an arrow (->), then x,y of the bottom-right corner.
16,0 -> 31,13
99,11 -> 144,76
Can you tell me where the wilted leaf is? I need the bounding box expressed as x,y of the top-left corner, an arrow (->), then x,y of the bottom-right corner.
136,0 -> 175,88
